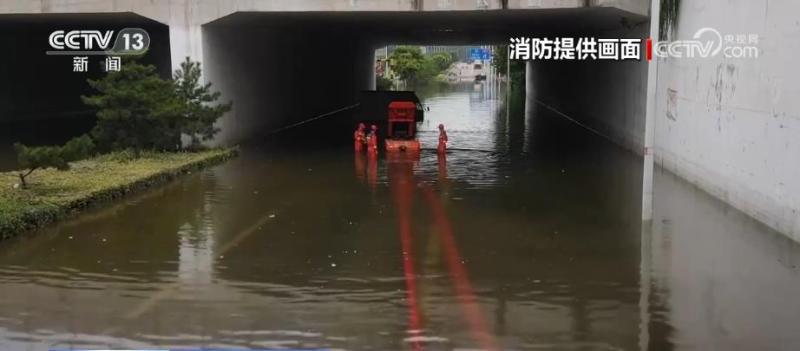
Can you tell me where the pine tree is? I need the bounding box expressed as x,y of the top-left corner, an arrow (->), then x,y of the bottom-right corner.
14,135 -> 94,188
173,57 -> 232,149
82,60 -> 183,156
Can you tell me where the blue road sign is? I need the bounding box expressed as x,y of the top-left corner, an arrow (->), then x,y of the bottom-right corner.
470,48 -> 492,61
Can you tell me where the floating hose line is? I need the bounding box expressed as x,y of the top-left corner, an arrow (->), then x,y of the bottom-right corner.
267,103 -> 361,135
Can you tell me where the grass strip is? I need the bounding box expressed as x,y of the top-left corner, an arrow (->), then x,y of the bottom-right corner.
0,148 -> 238,240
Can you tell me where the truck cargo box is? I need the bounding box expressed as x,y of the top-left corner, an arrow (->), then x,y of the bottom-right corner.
356,90 -> 425,123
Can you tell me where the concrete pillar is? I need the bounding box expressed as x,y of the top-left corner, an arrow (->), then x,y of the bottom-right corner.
169,24 -> 204,73
167,0 -> 205,74
525,60 -> 535,115
363,45 -> 377,91
641,0 -> 659,221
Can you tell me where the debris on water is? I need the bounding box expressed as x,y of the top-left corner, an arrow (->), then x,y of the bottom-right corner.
101,238 -> 107,243
68,236 -> 73,240
561,169 -> 566,173
219,255 -> 225,259
452,197 -> 463,201
12,183 -> 19,189
253,190 -> 259,195
308,168 -> 313,172
268,214 -> 276,219
353,249 -> 358,254
331,263 -> 337,267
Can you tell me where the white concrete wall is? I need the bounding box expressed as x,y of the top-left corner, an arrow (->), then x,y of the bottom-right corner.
421,0 -> 504,11
0,0 -> 648,20
652,0 -> 800,241
0,0 -> 416,20
593,0 -> 648,17
507,0 -> 583,9
507,0 -> 648,16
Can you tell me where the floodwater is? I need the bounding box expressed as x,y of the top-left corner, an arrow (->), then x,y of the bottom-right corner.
1,82 -> 800,350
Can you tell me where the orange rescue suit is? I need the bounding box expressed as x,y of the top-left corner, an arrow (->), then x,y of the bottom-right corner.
367,131 -> 379,155
354,129 -> 366,151
437,125 -> 448,154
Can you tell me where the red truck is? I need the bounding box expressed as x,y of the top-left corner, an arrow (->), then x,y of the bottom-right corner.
385,101 -> 421,152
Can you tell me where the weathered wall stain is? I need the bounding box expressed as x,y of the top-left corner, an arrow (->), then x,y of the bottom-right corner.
654,0 -> 800,241
659,0 -> 681,40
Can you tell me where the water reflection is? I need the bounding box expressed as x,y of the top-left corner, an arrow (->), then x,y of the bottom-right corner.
643,168 -> 800,350
0,82 -> 798,350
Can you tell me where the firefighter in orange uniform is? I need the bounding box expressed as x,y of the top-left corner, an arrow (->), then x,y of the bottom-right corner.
367,124 -> 379,155
354,123 -> 366,151
437,124 -> 448,154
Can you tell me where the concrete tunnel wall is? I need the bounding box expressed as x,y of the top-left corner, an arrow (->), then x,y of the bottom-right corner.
526,21 -> 650,155
197,8 -> 650,145
202,22 -> 376,144
651,0 -> 800,241
0,6 -> 651,153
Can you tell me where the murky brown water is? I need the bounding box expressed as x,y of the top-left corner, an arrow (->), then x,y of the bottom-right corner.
1,82 -> 799,350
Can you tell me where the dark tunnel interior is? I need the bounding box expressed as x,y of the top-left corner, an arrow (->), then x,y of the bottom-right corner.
0,7 -> 648,167
200,8 -> 648,145
0,13 -> 171,169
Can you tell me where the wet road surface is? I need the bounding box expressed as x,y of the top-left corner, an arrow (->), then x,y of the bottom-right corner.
1,83 -> 799,350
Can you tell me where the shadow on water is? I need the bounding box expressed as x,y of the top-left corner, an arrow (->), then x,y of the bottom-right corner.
0,82 -> 799,350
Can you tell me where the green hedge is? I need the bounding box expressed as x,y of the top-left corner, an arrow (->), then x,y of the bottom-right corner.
0,148 -> 238,240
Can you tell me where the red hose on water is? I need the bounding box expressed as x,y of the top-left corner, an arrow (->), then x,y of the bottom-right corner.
392,167 -> 423,351
422,186 -> 499,351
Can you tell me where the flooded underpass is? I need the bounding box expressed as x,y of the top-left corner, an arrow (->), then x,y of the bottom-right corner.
1,83 -> 799,351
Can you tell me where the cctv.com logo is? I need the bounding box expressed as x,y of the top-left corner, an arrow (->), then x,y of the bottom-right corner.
645,27 -> 760,61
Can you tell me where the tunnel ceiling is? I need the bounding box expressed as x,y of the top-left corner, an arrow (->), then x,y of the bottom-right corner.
205,8 -> 649,45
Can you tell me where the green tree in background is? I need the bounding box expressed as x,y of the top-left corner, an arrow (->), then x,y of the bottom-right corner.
389,46 -> 426,82
376,75 -> 393,90
389,47 -> 455,85
173,57 -> 232,149
83,59 -> 183,155
14,135 -> 94,188
430,52 -> 455,71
